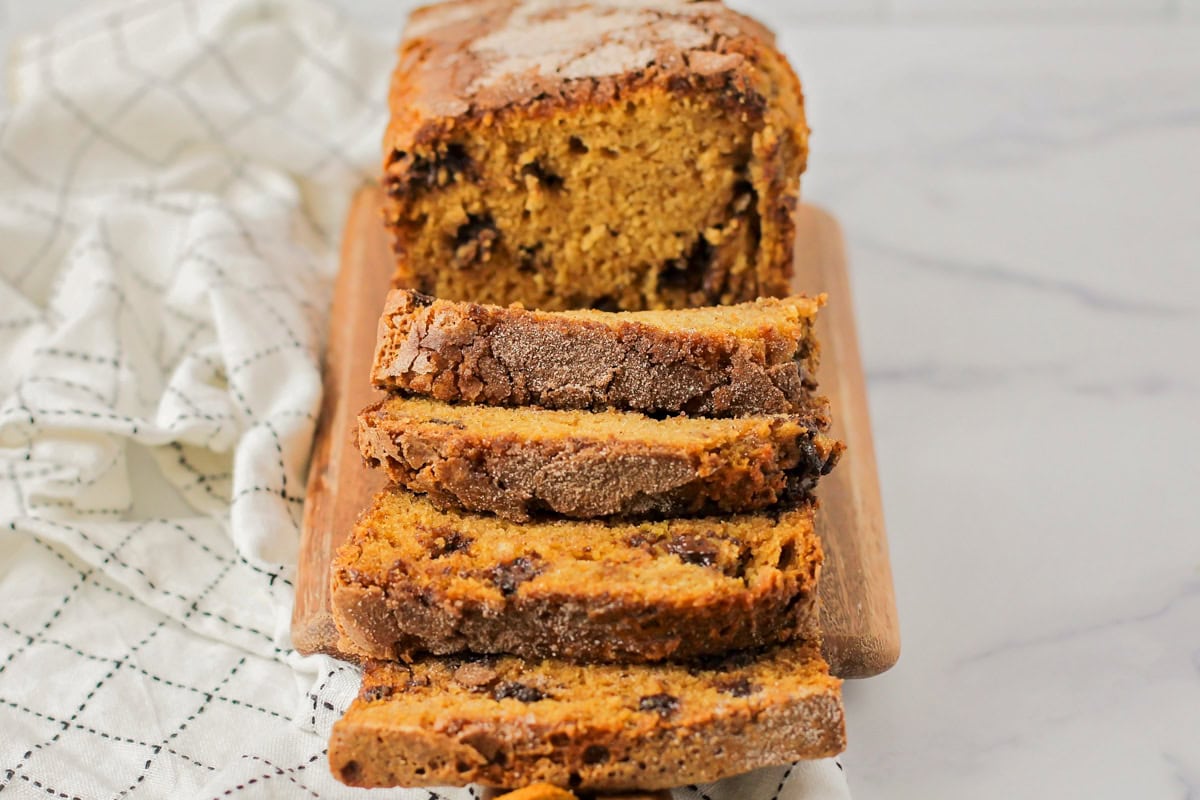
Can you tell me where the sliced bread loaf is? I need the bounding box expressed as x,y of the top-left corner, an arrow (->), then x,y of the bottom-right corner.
328,637 -> 844,791
331,488 -> 822,663
371,290 -> 823,417
356,395 -> 842,521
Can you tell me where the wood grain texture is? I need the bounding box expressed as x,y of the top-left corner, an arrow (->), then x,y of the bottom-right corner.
290,186 -> 900,678
291,188 -> 390,657
793,207 -> 901,679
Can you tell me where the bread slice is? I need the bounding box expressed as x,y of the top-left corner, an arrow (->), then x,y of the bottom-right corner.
331,488 -> 822,663
356,395 -> 843,521
382,0 -> 807,311
371,290 -> 823,417
328,638 -> 845,791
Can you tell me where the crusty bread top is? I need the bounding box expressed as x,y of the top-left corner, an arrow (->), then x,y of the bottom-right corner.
386,0 -> 804,150
371,289 -> 825,417
358,394 -> 832,445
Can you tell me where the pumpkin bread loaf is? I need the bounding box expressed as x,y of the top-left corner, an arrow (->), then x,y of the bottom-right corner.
383,0 -> 808,311
331,488 -> 822,663
372,290 -> 824,417
356,395 -> 842,521
328,637 -> 845,791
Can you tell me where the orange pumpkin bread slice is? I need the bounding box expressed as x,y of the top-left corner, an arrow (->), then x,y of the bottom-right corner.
331,488 -> 822,663
371,290 -> 824,417
356,395 -> 842,521
328,638 -> 844,791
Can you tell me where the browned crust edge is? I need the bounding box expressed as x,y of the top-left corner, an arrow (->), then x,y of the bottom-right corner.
332,572 -> 820,664
370,290 -> 823,417
328,671 -> 845,791
355,400 -> 843,521
329,495 -> 823,663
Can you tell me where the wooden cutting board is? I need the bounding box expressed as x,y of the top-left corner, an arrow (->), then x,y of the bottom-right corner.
291,186 -> 900,679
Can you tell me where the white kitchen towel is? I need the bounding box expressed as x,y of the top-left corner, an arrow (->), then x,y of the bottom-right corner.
0,1 -> 851,798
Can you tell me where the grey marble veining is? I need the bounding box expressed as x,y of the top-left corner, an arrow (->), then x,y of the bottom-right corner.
788,23 -> 1199,799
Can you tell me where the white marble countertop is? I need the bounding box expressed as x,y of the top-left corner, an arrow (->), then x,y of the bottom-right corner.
3,3 -> 1197,798
789,22 -> 1200,799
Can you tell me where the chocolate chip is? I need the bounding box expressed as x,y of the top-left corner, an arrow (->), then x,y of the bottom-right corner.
629,533 -> 735,573
522,160 -> 564,190
718,82 -> 768,115
716,677 -> 758,697
638,693 -> 679,717
659,236 -> 713,292
452,214 -> 498,267
403,155 -> 437,188
360,685 -> 393,703
788,472 -> 819,499
517,243 -> 543,273
730,180 -> 756,209
408,290 -> 435,307
583,745 -> 610,764
665,534 -> 720,568
430,528 -> 471,559
394,142 -> 473,193
487,556 -> 541,596
339,760 -> 361,783
440,143 -> 471,177
821,444 -> 843,475
797,435 -> 825,477
492,681 -> 548,703
776,540 -> 796,571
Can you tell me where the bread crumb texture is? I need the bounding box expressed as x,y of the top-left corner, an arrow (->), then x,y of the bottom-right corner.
356,394 -> 841,520
383,0 -> 808,310
329,637 -> 844,790
331,488 -> 823,662
372,290 -> 826,417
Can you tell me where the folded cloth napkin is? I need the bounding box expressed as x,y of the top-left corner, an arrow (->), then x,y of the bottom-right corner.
0,2 -> 851,797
